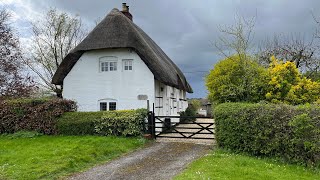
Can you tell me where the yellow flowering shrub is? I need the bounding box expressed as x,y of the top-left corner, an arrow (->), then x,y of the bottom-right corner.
266,56 -> 320,104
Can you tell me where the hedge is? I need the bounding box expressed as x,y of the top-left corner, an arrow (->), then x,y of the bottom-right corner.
214,102 -> 320,166
56,109 -> 148,136
95,109 -> 148,136
56,111 -> 104,135
0,98 -> 148,136
0,98 -> 76,135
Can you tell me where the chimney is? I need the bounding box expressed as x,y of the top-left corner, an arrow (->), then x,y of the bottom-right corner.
121,3 -> 133,21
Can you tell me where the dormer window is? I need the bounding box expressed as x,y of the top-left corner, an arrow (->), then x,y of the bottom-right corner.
100,56 -> 117,72
123,59 -> 133,71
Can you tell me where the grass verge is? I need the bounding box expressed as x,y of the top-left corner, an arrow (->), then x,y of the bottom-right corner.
175,149 -> 320,180
0,133 -> 146,180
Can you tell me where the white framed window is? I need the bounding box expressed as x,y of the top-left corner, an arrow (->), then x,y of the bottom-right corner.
100,102 -> 107,111
123,59 -> 133,71
100,61 -> 117,72
100,56 -> 117,72
99,102 -> 117,111
109,62 -> 117,71
101,62 -> 108,72
109,102 -> 116,111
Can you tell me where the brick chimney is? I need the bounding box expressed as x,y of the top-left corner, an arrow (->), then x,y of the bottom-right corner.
121,3 -> 133,21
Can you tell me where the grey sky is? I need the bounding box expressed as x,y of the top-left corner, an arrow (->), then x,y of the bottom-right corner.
1,0 -> 320,98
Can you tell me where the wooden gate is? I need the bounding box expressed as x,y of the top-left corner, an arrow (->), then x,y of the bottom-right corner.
147,111 -> 214,140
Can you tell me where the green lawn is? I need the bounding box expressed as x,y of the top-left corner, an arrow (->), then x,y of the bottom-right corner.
0,133 -> 146,180
175,149 -> 320,180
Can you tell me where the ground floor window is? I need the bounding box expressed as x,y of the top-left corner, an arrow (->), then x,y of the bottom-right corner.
109,102 -> 116,111
100,102 -> 117,111
100,102 -> 107,111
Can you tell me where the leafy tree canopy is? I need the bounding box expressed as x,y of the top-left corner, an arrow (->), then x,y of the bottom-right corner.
206,54 -> 268,104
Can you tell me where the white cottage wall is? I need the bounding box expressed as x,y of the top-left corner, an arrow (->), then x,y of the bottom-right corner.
63,48 -> 155,111
154,80 -> 188,118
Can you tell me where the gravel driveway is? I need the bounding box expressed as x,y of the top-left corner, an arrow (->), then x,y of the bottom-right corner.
68,142 -> 212,180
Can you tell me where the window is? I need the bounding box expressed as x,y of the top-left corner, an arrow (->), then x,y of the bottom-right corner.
100,102 -> 107,111
100,102 -> 117,111
100,56 -> 117,72
123,59 -> 133,71
101,62 -> 108,72
101,62 -> 117,72
109,62 -> 117,71
109,102 -> 116,111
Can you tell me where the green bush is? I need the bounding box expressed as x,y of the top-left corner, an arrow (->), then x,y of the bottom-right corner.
56,111 -> 104,135
180,106 -> 197,122
95,109 -> 148,136
214,102 -> 320,166
0,98 -> 76,135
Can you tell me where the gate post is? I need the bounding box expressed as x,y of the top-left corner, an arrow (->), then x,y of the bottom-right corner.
152,110 -> 156,139
147,111 -> 152,134
147,111 -> 156,139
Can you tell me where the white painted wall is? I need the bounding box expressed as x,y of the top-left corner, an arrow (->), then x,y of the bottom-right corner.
154,80 -> 188,116
154,80 -> 188,123
63,48 -> 155,111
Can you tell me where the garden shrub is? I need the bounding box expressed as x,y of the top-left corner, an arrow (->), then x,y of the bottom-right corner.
206,54 -> 268,104
0,98 -> 76,134
180,100 -> 201,121
56,111 -> 104,135
95,109 -> 148,136
180,106 -> 197,121
266,56 -> 320,105
214,102 -> 320,166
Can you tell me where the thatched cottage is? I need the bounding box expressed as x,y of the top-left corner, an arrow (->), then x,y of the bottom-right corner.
52,3 -> 192,115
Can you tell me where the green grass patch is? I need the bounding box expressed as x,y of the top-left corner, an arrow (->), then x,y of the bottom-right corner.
0,134 -> 146,180
175,149 -> 320,180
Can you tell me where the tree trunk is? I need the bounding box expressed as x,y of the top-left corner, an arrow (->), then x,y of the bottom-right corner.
54,86 -> 63,98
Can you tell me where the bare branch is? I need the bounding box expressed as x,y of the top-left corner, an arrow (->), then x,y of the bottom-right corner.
26,8 -> 87,97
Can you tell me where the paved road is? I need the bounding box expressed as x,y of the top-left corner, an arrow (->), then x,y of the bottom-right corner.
68,142 -> 211,180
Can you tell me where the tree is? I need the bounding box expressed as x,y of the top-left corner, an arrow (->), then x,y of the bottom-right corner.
24,9 -> 86,98
215,15 -> 255,59
212,15 -> 263,103
305,71 -> 320,82
257,34 -> 319,77
189,99 -> 201,112
266,56 -> 320,104
206,54 -> 268,104
0,9 -> 34,99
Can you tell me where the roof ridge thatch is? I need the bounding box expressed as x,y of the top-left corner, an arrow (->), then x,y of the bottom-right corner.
52,8 -> 193,93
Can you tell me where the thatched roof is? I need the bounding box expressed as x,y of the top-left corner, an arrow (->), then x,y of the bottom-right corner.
52,8 -> 193,93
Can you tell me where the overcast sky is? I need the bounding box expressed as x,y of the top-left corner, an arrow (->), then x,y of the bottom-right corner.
1,0 -> 320,98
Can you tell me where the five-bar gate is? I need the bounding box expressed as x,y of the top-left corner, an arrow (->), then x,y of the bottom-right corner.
147,111 -> 214,140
